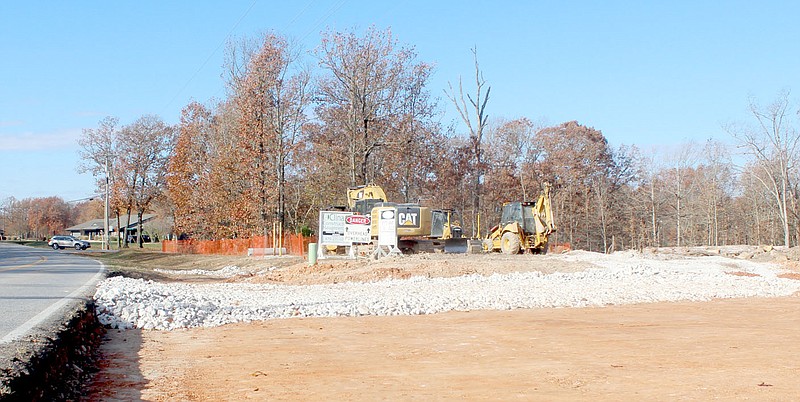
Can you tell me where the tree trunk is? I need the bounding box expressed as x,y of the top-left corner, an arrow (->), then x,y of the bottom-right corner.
278,153 -> 286,231
124,208 -> 132,248
115,211 -> 122,248
137,210 -> 144,248
649,180 -> 657,247
781,179 -> 791,247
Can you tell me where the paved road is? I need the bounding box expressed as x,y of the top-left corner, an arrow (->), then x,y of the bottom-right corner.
0,242 -> 104,343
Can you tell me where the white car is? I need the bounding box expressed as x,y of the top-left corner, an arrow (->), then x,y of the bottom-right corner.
49,235 -> 91,250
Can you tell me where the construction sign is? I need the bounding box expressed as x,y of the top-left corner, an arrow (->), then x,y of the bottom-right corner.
344,214 -> 371,243
318,211 -> 352,246
377,208 -> 398,246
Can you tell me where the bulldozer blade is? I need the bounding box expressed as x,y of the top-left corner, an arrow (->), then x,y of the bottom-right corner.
443,238 -> 468,253
444,239 -> 484,254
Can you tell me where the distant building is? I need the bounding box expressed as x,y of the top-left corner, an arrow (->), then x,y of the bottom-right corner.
65,214 -> 157,240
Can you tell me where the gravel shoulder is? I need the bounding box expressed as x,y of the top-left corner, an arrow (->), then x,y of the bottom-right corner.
85,246 -> 800,400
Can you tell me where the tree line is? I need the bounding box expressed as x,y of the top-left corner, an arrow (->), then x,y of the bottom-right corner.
4,26 -> 799,251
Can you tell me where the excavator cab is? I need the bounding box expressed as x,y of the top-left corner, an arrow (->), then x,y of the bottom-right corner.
348,184 -> 387,215
352,198 -> 384,216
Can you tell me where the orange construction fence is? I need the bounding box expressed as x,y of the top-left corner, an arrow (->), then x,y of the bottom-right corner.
162,234 -> 317,256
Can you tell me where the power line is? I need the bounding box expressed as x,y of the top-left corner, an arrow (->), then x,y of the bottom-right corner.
281,0 -> 315,33
300,0 -> 348,42
166,0 -> 348,109
161,0 -> 259,116
206,0 -> 348,102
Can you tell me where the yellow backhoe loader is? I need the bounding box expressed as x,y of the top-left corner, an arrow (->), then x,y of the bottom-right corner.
484,183 -> 556,254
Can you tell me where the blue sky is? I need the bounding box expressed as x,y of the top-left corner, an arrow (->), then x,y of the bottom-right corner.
1,1 -> 798,201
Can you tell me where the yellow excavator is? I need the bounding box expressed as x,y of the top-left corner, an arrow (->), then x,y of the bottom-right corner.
347,184 -> 388,216
344,184 -> 469,252
484,183 -> 556,254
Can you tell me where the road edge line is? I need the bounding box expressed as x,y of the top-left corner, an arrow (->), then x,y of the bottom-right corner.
0,262 -> 106,344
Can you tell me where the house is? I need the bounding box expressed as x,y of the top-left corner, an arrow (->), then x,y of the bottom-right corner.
65,214 -> 157,240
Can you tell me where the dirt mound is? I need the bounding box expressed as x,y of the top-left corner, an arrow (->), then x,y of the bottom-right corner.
238,253 -> 594,285
94,246 -> 800,287
94,249 -> 598,286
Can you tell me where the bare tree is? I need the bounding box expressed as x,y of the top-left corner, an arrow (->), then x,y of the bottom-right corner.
393,61 -> 439,204
117,115 -> 176,247
727,91 -> 799,246
664,142 -> 699,247
78,116 -> 119,248
638,151 -> 665,247
445,47 -> 490,236
315,26 -> 416,187
697,140 -> 734,246
78,116 -> 118,178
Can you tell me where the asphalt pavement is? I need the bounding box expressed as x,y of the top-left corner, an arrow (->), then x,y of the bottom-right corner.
0,242 -> 105,343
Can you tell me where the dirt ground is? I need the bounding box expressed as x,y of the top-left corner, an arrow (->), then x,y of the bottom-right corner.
85,248 -> 800,400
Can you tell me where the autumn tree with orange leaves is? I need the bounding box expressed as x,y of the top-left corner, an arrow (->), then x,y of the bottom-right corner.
169,101 -> 215,238
224,32 -> 311,235
152,26 -> 800,253
534,121 -> 620,251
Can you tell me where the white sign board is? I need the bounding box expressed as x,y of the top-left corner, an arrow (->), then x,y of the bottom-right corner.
319,211 -> 352,246
344,214 -> 372,243
377,208 -> 398,246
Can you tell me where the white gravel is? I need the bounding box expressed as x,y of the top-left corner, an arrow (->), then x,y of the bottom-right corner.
153,265 -> 276,278
94,250 -> 800,331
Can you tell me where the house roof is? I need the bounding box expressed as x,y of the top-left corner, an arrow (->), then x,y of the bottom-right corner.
66,214 -> 157,231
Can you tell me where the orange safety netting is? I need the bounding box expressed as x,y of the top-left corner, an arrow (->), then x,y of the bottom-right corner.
161,234 -> 317,256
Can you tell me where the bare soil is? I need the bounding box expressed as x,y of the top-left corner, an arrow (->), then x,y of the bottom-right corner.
85,248 -> 800,400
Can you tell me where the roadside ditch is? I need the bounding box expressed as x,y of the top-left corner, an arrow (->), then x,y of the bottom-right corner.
0,300 -> 104,401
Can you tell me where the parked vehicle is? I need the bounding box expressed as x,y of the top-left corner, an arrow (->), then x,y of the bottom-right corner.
49,235 -> 91,250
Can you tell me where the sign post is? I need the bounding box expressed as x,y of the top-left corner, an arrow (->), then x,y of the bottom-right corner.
373,207 -> 402,259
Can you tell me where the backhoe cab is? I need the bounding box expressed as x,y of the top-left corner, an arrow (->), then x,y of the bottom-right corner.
484,183 -> 556,254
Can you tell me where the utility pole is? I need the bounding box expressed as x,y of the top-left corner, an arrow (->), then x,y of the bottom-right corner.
104,156 -> 110,250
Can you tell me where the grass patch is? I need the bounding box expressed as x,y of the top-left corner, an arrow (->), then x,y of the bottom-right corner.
85,248 -> 273,283
87,241 -> 162,251
87,249 -> 188,281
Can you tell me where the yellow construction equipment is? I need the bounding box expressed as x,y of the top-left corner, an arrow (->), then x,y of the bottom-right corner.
346,184 -> 388,215
344,184 -> 469,253
484,183 -> 556,254
371,203 -> 468,252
